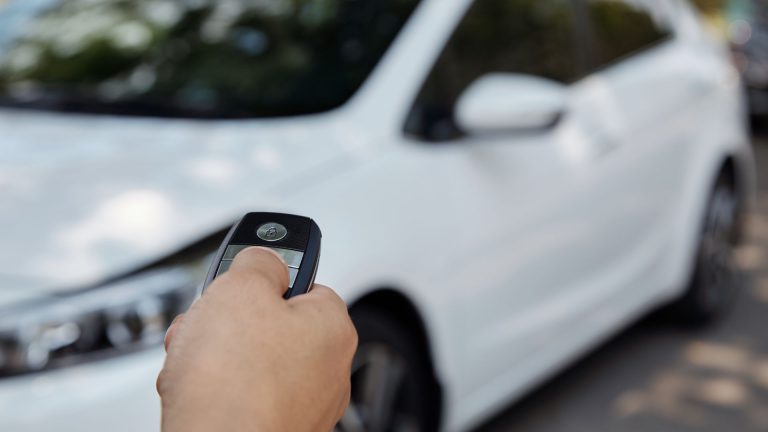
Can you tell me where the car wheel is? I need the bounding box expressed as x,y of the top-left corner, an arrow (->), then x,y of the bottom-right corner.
670,171 -> 743,324
336,307 -> 440,432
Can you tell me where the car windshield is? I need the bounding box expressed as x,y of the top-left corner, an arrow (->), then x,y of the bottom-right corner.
0,0 -> 419,118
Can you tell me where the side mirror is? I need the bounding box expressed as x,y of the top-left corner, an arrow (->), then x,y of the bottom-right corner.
456,73 -> 568,134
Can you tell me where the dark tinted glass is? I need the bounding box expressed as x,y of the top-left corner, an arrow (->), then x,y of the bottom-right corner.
0,0 -> 419,118
404,0 -> 577,142
585,0 -> 670,70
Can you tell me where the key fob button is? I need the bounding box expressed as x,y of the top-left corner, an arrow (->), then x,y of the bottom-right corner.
223,245 -> 250,260
272,248 -> 303,268
215,259 -> 233,277
224,245 -> 303,268
256,222 -> 288,242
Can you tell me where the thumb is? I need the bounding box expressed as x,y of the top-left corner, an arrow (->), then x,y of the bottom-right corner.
224,246 -> 290,299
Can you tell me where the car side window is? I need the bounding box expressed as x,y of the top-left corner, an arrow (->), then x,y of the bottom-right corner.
403,0 -> 579,142
583,0 -> 672,71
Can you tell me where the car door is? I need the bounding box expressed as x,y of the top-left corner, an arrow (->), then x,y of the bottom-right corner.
401,0 -> 648,403
575,0 -> 695,299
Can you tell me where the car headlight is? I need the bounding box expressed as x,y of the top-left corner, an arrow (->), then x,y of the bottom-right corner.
0,251 -> 212,377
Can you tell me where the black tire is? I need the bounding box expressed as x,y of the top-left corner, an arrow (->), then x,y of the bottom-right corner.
336,306 -> 440,432
667,170 -> 743,325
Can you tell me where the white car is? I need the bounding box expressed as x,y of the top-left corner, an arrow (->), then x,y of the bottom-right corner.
0,0 -> 754,431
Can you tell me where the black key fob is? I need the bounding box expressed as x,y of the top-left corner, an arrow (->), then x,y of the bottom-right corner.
203,212 -> 321,298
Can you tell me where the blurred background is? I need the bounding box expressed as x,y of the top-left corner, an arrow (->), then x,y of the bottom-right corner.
0,0 -> 767,431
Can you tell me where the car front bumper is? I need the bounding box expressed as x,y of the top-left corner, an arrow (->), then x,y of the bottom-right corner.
0,348 -> 163,432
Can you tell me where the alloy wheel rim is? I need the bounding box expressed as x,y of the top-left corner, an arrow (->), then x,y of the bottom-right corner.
336,343 -> 419,432
698,185 -> 738,312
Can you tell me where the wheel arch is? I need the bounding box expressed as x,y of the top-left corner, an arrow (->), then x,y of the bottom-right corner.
665,148 -> 753,300
349,288 -> 445,428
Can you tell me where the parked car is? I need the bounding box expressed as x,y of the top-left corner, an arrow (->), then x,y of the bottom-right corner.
727,0 -> 768,117
0,0 -> 754,431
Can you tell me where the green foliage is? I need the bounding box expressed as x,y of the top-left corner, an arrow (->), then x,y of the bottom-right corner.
0,0 -> 419,117
690,0 -> 730,14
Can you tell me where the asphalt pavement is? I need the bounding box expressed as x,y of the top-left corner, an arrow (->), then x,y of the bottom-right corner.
475,135 -> 768,432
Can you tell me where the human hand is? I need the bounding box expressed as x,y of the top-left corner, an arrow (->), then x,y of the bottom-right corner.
157,247 -> 357,432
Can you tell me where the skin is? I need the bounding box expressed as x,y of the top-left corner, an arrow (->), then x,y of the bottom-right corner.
157,247 -> 358,432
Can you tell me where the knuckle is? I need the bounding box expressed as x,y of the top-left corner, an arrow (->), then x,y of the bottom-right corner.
155,368 -> 169,396
348,321 -> 359,346
345,325 -> 359,355
332,315 -> 357,352
313,285 -> 348,310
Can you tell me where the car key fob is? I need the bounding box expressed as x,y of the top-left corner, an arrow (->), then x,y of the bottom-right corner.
202,212 -> 321,298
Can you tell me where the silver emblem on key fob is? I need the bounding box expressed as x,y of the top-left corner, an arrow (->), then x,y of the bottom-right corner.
257,222 -> 287,241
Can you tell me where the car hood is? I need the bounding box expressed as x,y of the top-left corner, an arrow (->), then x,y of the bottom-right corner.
1,109 -> 352,293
